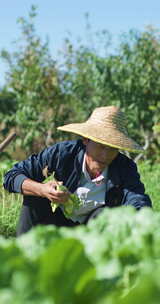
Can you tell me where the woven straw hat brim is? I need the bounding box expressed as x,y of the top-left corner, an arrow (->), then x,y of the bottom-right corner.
57,123 -> 143,153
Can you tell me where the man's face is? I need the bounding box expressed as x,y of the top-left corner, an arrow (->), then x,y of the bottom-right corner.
83,139 -> 119,177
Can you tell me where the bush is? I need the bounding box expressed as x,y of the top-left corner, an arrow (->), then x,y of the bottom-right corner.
138,161 -> 160,211
0,160 -> 22,238
0,207 -> 160,303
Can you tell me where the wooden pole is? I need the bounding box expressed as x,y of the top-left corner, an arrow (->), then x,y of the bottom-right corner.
0,132 -> 16,152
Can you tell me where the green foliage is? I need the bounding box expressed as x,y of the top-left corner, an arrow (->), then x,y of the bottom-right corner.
138,161 -> 160,211
0,89 -> 17,154
1,207 -> 160,303
0,160 -> 22,237
0,6 -> 73,154
62,27 -> 160,161
111,28 -> 160,161
0,89 -> 17,118
60,37 -> 114,123
0,191 -> 21,238
0,6 -> 160,162
0,158 -> 159,301
44,171 -> 83,217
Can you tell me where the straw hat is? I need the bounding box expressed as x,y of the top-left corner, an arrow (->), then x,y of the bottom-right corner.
57,106 -> 143,153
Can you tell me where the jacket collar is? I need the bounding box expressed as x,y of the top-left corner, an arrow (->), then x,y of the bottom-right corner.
66,145 -> 121,193
107,153 -> 121,190
65,148 -> 85,192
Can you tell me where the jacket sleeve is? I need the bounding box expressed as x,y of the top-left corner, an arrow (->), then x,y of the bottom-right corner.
3,145 -> 60,193
119,156 -> 152,209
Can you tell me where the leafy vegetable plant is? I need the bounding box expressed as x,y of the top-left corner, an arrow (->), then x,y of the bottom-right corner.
44,171 -> 83,217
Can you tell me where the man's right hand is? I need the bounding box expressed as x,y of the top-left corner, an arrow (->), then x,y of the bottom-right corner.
21,179 -> 70,203
41,181 -> 70,203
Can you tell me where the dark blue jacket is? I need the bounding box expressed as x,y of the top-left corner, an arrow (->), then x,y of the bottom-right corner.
3,139 -> 152,210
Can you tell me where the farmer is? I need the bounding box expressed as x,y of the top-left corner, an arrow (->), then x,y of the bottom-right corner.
3,106 -> 152,235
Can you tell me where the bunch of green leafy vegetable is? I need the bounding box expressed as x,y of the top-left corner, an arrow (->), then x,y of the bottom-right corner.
1,207 -> 160,303
44,171 -> 83,217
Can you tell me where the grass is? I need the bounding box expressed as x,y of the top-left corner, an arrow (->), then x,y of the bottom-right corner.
138,161 -> 160,211
0,185 -> 22,237
0,160 -> 159,238
0,161 -> 22,237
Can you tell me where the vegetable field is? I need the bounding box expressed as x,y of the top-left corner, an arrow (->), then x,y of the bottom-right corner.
0,207 -> 160,303
0,160 -> 160,303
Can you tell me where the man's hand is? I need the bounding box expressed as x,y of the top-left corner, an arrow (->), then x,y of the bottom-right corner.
40,181 -> 70,203
21,178 -> 70,203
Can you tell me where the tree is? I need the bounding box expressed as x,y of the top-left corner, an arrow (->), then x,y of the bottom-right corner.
61,27 -> 160,162
1,7 -> 160,162
0,6 -> 72,155
0,89 -> 17,136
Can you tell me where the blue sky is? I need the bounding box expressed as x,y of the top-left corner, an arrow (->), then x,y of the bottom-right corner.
0,0 -> 160,86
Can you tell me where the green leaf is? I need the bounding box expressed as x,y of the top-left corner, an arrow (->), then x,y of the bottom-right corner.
38,238 -> 96,303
